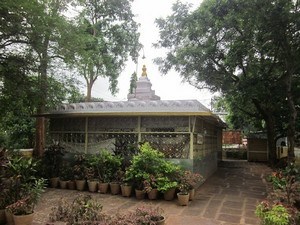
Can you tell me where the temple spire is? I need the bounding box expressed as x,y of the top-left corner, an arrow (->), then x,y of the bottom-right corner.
141,65 -> 147,77
127,64 -> 160,101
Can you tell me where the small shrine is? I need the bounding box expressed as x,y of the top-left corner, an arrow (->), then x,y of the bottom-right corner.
41,66 -> 225,178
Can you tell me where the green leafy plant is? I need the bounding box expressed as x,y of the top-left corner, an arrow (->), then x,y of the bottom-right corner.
87,150 -> 122,182
267,163 -> 300,206
157,176 -> 178,193
255,201 -> 290,225
42,144 -> 65,178
125,142 -> 181,191
6,178 -> 46,215
257,164 -> 300,225
59,161 -> 73,181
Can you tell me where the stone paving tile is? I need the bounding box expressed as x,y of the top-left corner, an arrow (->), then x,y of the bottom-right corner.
222,201 -> 244,209
167,216 -> 222,225
244,216 -> 260,225
203,208 -> 218,219
220,207 -> 243,215
33,161 -> 271,225
217,213 -> 241,223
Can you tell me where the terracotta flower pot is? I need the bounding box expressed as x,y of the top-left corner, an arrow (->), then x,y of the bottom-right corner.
189,188 -> 195,201
13,213 -> 34,225
121,184 -> 132,197
98,182 -> 109,194
75,180 -> 86,191
67,180 -> 76,190
163,188 -> 176,201
110,182 -> 120,195
0,209 -> 7,225
151,215 -> 166,225
87,180 -> 98,192
59,180 -> 68,189
50,177 -> 59,188
5,209 -> 14,225
147,188 -> 158,200
177,192 -> 190,206
135,189 -> 145,200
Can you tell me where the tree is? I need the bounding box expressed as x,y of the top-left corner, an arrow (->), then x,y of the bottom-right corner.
155,0 -> 300,163
0,0 -> 82,156
0,55 -> 82,149
129,71 -> 137,94
73,0 -> 141,102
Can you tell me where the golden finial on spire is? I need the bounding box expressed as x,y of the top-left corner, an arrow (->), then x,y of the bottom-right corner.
141,65 -> 147,77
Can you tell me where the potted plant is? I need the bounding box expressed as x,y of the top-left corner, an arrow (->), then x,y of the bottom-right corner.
124,167 -> 147,199
110,169 -> 124,195
67,172 -> 76,190
120,181 -> 132,197
85,154 -> 100,192
143,174 -> 159,200
6,178 -> 46,225
106,154 -> 123,195
59,161 -> 72,189
3,155 -> 46,225
90,150 -> 122,194
157,176 -> 178,201
86,168 -> 99,192
42,144 -> 65,188
73,153 -> 87,191
124,143 -> 167,199
177,180 -> 190,206
179,170 -> 203,201
4,157 -> 46,224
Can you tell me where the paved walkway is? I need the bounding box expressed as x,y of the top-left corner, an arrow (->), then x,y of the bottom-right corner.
33,161 -> 272,225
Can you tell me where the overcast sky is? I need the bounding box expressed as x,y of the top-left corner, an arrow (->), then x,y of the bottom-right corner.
91,0 -> 213,108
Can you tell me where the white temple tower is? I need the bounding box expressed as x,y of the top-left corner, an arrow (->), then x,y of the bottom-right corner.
127,65 -> 161,101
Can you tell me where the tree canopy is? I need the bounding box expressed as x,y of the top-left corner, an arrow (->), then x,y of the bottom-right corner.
155,0 -> 300,163
72,0 -> 141,101
0,0 -> 140,154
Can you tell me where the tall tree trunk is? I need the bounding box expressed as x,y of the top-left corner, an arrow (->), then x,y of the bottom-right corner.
34,36 -> 50,157
86,81 -> 92,102
85,69 -> 96,102
252,99 -> 277,165
285,74 -> 296,162
265,115 -> 277,164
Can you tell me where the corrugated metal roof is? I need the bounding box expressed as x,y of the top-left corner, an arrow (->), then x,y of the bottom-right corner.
42,99 -> 211,117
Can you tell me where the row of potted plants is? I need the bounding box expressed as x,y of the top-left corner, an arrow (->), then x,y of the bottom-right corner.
0,142 -> 204,225
44,142 -> 204,206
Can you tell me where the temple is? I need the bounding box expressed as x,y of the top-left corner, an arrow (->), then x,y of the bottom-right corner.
42,66 -> 225,179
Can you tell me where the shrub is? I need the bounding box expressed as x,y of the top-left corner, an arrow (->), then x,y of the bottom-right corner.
87,150 -> 123,182
255,201 -> 290,225
49,194 -> 107,225
124,142 -> 181,191
258,163 -> 300,225
42,144 -> 65,178
49,197 -> 165,225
